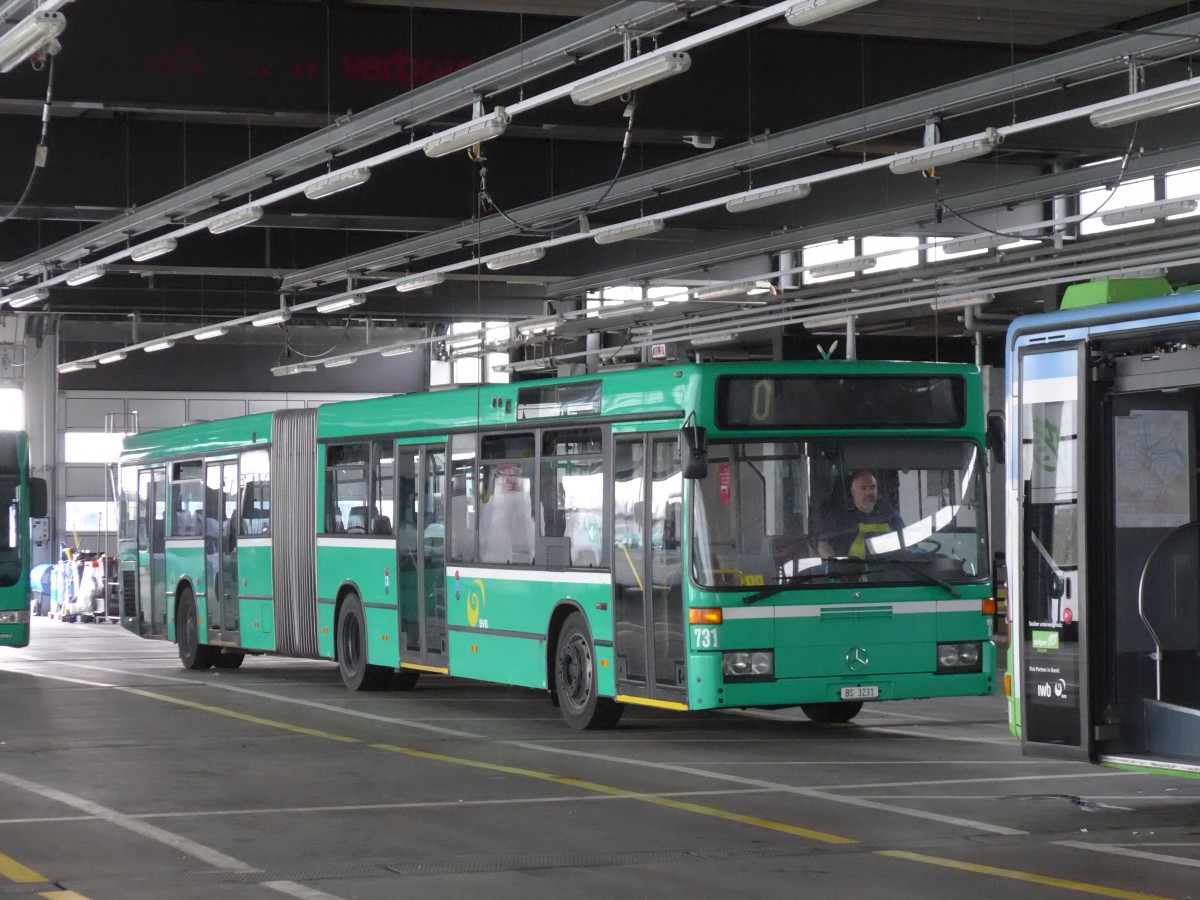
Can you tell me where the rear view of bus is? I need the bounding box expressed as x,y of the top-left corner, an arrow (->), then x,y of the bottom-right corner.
686,367 -> 998,723
0,431 -> 47,649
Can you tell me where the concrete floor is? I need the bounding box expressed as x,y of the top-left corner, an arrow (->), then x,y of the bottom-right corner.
1,618 -> 1198,899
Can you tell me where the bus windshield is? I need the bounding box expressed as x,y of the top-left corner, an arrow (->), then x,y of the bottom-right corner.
691,438 -> 988,590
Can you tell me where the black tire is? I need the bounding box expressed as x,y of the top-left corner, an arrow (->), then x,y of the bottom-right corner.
177,589 -> 217,670
801,701 -> 863,723
554,611 -> 624,730
336,595 -> 391,691
392,669 -> 421,691
214,653 -> 244,669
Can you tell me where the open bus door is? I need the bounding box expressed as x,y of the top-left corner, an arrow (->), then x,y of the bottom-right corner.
1016,334 -> 1200,771
1014,343 -> 1091,760
1090,343 -> 1200,771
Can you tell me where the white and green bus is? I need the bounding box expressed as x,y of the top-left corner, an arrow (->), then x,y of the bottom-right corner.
1,430 -> 47,649
118,360 -> 998,729
1006,278 -> 1200,774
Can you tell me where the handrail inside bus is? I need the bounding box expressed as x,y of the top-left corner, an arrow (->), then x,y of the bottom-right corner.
1135,520 -> 1200,701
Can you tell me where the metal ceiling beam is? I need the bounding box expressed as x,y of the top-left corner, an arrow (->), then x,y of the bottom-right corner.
548,141 -> 1200,294
0,1 -> 716,283
280,9 -> 1200,293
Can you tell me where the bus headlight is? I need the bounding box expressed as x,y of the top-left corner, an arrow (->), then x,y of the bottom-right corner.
722,650 -> 774,680
0,610 -> 30,625
937,641 -> 983,673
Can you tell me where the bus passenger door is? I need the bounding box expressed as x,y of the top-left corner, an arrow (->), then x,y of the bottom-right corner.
205,461 -> 240,640
397,444 -> 448,670
1016,344 -> 1090,759
137,468 -> 167,637
612,435 -> 687,704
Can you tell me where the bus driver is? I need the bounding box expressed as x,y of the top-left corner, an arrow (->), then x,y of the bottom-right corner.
816,469 -> 904,559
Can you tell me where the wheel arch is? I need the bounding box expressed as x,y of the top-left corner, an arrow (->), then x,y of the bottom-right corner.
172,576 -> 199,628
331,580 -> 364,660
545,598 -> 588,692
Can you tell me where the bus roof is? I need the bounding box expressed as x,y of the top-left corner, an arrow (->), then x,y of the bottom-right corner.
1007,284 -> 1200,352
120,359 -> 982,464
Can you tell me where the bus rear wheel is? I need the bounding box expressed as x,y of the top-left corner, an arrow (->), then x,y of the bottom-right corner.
800,701 -> 863,724
336,595 -> 391,691
554,611 -> 623,730
177,590 -> 217,671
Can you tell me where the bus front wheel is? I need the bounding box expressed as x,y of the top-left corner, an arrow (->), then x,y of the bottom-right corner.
800,701 -> 863,724
177,590 -> 217,671
554,611 -> 623,730
336,595 -> 391,691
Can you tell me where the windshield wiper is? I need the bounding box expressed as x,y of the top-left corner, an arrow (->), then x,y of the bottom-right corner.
882,556 -> 961,598
742,558 -> 881,604
743,570 -> 825,605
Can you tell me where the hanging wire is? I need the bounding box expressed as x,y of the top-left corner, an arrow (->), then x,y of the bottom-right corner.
0,55 -> 57,226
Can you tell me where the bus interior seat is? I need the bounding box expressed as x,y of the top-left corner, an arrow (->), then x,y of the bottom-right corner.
347,506 -> 371,532
370,514 -> 392,535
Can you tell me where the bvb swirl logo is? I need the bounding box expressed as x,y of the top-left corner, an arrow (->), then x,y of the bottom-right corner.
465,579 -> 486,627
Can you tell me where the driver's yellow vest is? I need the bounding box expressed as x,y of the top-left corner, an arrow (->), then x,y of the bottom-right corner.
848,522 -> 892,558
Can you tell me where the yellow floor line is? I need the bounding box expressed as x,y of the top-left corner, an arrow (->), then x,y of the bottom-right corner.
878,850 -> 1173,900
109,683 -> 1178,897
118,687 -> 362,744
40,892 -> 91,899
372,743 -> 855,845
0,851 -> 45,882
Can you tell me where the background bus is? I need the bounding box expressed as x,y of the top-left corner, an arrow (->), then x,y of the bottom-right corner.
119,360 -> 999,729
1006,277 -> 1200,774
1,430 -> 48,649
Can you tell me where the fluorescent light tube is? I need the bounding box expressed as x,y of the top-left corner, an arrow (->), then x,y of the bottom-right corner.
693,284 -> 750,300
7,288 -> 48,308
143,339 -> 176,353
303,167 -> 371,200
571,51 -> 691,106
57,360 -> 97,374
507,358 -> 552,373
130,238 -> 177,262
941,233 -> 1013,255
381,344 -> 415,357
324,357 -> 357,368
65,264 -> 106,286
315,294 -> 366,314
486,246 -> 545,271
517,317 -> 560,336
0,11 -> 66,74
395,272 -> 445,292
809,256 -> 876,277
1090,76 -> 1200,128
272,363 -> 318,376
1100,198 -> 1198,227
930,295 -> 992,312
424,108 -> 510,158
98,351 -> 128,365
726,182 -> 811,213
889,128 -> 1000,174
251,308 -> 292,327
784,0 -> 877,27
596,300 -> 654,320
804,313 -> 853,329
593,219 -> 664,245
691,332 -> 738,347
194,326 -> 229,341
208,205 -> 263,235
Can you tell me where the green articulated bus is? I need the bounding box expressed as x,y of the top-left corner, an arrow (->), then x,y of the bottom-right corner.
1006,278 -> 1200,775
1,430 -> 48,649
119,360 -> 998,729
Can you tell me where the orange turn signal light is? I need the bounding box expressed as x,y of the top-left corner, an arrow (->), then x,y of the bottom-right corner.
981,597 -> 996,617
689,607 -> 723,625
1004,671 -> 1012,697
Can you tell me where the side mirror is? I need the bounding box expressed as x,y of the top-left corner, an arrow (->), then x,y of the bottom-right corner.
680,424 -> 708,480
986,410 -> 1005,465
28,477 -> 48,520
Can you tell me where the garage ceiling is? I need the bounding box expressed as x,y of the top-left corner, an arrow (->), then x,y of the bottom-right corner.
2,0 -> 1200,375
